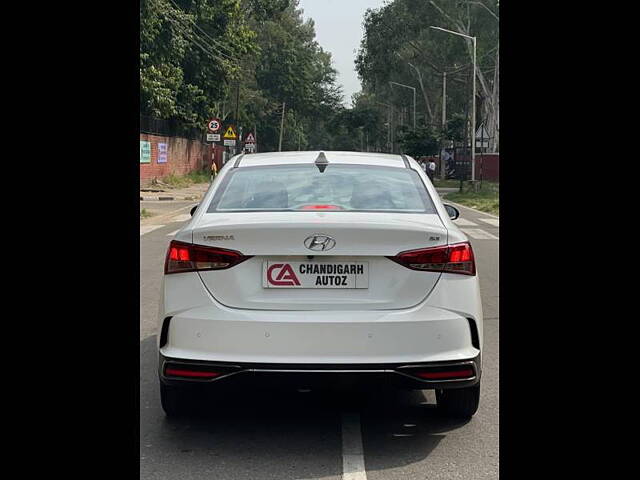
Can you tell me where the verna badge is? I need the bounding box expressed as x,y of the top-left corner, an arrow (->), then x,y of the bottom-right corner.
304,234 -> 336,251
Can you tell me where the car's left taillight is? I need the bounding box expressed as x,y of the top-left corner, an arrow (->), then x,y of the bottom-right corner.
164,240 -> 252,274
388,242 -> 476,276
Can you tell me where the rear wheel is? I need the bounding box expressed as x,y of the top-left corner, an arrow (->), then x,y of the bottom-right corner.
160,383 -> 192,417
436,384 -> 480,418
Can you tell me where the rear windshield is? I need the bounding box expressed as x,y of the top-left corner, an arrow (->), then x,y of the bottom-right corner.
207,164 -> 436,213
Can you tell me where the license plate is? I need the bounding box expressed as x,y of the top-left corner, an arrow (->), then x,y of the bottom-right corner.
263,261 -> 369,289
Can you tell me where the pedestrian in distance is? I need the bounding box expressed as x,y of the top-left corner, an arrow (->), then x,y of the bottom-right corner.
427,158 -> 437,182
210,161 -> 218,183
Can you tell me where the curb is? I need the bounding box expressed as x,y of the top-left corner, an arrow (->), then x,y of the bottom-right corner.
140,204 -> 195,226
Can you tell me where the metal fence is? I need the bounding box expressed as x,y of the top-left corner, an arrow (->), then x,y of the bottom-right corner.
140,115 -> 205,141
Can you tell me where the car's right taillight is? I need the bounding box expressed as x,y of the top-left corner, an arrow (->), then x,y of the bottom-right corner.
164,240 -> 251,274
388,242 -> 476,276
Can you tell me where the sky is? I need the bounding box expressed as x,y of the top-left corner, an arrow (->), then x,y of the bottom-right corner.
298,0 -> 387,107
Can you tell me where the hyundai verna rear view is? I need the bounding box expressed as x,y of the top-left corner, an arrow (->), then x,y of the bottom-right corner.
157,151 -> 483,418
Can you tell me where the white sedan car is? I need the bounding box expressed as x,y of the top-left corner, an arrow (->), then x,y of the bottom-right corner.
158,151 -> 483,418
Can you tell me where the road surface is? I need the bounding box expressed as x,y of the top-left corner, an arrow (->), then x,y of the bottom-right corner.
139,196 -> 499,480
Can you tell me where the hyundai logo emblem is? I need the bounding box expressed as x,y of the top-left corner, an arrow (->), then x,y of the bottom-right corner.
304,234 -> 336,251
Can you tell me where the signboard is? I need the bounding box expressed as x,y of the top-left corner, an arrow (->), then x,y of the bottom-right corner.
157,143 -> 168,163
207,118 -> 222,133
244,132 -> 256,144
475,125 -> 490,139
475,125 -> 490,148
223,125 -> 237,140
207,133 -> 221,142
139,141 -> 151,163
244,143 -> 256,153
224,139 -> 236,146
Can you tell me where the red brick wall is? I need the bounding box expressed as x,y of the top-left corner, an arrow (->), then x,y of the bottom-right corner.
478,153 -> 499,182
140,133 -> 214,185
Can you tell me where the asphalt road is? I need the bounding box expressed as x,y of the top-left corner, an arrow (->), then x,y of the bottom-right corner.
139,199 -> 499,479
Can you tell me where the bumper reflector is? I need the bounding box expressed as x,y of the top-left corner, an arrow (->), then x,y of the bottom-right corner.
165,368 -> 221,379
414,368 -> 474,380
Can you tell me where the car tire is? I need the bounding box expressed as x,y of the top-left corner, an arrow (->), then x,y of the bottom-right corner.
160,383 -> 191,417
436,384 -> 480,418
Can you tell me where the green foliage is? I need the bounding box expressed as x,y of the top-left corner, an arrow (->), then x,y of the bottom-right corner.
140,208 -> 153,218
397,126 -> 440,158
141,0 -> 343,152
355,0 -> 499,150
442,113 -> 466,144
161,170 -> 210,187
140,0 -> 497,154
444,182 -> 499,215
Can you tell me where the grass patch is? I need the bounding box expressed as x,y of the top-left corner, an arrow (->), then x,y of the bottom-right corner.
443,182 -> 499,216
140,208 -> 153,219
160,170 -> 210,188
432,178 -> 461,188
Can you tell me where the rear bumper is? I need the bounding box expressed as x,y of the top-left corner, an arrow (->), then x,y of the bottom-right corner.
159,354 -> 481,391
158,272 -> 483,365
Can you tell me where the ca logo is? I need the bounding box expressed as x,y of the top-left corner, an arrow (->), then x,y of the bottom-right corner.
267,264 -> 300,286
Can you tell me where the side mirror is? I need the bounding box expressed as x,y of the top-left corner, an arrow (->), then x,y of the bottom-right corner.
443,204 -> 460,220
190,205 -> 199,216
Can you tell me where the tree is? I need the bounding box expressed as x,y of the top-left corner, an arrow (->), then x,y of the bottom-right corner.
398,126 -> 440,158
355,0 -> 499,151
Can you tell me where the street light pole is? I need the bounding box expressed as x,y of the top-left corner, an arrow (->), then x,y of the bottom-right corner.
389,81 -> 416,129
472,35 -> 476,182
430,26 -> 477,182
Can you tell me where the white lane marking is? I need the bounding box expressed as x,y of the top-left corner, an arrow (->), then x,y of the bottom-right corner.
170,214 -> 192,222
452,218 -> 478,227
166,229 -> 180,236
342,412 -> 367,480
140,225 -> 165,236
478,217 -> 500,227
461,228 -> 499,240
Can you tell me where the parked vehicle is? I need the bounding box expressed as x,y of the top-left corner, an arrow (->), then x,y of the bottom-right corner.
158,151 -> 483,418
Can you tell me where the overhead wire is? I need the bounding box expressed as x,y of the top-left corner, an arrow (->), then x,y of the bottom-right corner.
152,0 -> 239,66
166,0 -> 238,59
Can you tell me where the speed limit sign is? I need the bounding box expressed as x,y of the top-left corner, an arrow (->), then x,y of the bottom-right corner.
207,118 -> 221,133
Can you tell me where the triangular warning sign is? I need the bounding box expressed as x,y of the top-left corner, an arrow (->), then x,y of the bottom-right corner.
475,125 -> 490,139
244,132 -> 256,143
223,126 -> 237,139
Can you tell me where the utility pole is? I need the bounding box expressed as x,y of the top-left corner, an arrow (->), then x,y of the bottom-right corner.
234,81 -> 240,125
278,102 -> 286,152
430,26 -> 477,181
228,80 -> 240,157
441,71 -> 447,180
387,107 -> 391,152
389,81 -> 416,129
376,102 -> 391,153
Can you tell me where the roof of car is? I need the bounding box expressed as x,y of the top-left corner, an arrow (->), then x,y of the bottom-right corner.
235,151 -> 409,168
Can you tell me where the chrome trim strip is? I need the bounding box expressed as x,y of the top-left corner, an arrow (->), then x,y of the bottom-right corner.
246,369 -> 390,374
161,359 -> 479,384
